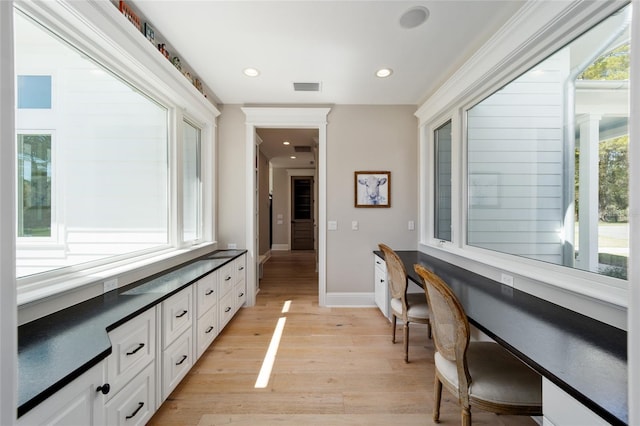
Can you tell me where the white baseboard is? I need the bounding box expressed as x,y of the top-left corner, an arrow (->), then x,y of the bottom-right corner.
324,292 -> 376,307
271,244 -> 289,251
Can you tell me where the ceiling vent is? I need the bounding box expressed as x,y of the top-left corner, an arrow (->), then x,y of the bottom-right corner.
294,146 -> 312,153
293,82 -> 321,92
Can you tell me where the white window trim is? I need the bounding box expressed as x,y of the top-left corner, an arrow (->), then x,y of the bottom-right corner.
14,0 -> 220,311
417,0 -> 631,310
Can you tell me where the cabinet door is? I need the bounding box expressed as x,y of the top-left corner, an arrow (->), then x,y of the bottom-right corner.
219,262 -> 235,296
374,255 -> 390,320
106,308 -> 155,399
196,305 -> 218,359
162,329 -> 192,400
162,286 -> 193,349
219,290 -> 235,330
104,362 -> 155,426
17,362 -> 106,426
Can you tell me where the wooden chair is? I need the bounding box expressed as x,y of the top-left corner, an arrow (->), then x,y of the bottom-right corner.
378,244 -> 430,363
413,264 -> 542,425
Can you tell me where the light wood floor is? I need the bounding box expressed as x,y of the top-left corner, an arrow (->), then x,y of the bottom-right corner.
149,250 -> 538,425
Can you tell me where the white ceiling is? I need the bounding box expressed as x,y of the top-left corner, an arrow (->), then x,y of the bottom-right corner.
133,1 -> 525,167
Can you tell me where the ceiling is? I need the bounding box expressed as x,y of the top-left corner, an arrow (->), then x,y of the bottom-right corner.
133,0 -> 525,166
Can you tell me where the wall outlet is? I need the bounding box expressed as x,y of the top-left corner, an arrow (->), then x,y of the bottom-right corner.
228,243 -> 237,249
104,278 -> 118,293
500,273 -> 514,287
328,220 -> 338,231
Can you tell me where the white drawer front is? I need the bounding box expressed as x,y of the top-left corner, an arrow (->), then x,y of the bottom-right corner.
234,255 -> 246,284
106,308 -> 155,399
219,262 -> 235,296
219,290 -> 235,330
104,362 -> 155,426
162,329 -> 193,400
196,272 -> 218,318
235,280 -> 246,310
162,286 -> 193,349
196,306 -> 218,359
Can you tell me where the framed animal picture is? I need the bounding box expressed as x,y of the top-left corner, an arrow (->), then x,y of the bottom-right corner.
355,171 -> 390,208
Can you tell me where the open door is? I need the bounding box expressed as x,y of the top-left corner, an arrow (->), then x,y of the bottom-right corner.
291,176 -> 314,250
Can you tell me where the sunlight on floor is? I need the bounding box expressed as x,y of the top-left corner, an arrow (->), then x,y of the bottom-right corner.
254,301 -> 291,388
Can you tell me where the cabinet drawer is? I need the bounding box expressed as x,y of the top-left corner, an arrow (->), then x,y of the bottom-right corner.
374,254 -> 386,274
219,290 -> 235,330
235,280 -> 246,310
104,362 -> 155,426
162,286 -> 193,349
234,255 -> 246,284
196,272 -> 218,318
106,308 -> 155,399
219,262 -> 235,296
196,306 -> 218,359
162,328 -> 193,400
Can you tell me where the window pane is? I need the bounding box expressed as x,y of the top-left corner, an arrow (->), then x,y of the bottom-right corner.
17,75 -> 52,109
466,5 -> 630,279
434,120 -> 452,241
183,121 -> 201,242
17,134 -> 51,237
15,11 -> 169,278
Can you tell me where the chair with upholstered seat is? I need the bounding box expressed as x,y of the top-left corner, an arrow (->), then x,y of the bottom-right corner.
413,264 -> 542,425
378,244 -> 431,363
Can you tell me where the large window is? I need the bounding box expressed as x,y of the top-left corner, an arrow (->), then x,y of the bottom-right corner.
465,4 -> 630,280
15,10 -> 171,279
183,120 -> 201,243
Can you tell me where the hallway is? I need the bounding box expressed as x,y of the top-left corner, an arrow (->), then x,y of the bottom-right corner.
149,250 -> 537,425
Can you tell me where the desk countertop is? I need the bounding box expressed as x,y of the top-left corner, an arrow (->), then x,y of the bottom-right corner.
375,250 -> 627,425
18,249 -> 246,417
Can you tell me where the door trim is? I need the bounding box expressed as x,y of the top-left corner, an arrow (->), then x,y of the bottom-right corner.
242,107 -> 330,307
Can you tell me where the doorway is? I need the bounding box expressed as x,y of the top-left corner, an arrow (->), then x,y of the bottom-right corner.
291,176 -> 314,250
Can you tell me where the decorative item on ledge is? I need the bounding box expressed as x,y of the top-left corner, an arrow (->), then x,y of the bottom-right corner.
118,1 -> 141,31
144,22 -> 155,44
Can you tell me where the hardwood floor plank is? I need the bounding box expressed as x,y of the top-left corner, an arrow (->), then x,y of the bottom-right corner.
148,250 -> 538,426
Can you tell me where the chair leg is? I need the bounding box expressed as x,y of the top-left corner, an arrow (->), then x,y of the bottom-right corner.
461,405 -> 471,426
403,322 -> 409,363
392,315 -> 397,343
427,321 -> 432,339
433,376 -> 442,423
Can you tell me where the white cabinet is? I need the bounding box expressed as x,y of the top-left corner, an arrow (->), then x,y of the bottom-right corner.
17,362 -> 106,426
542,378 -> 608,426
195,272 -> 219,359
374,254 -> 390,320
234,255 -> 247,309
161,287 -> 193,400
104,362 -> 155,426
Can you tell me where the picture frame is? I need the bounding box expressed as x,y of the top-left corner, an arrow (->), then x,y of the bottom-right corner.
144,22 -> 155,44
355,171 -> 390,208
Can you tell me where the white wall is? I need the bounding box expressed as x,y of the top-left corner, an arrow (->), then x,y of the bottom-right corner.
326,105 -> 418,294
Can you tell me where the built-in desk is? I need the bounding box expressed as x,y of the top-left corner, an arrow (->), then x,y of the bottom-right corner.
374,250 -> 627,425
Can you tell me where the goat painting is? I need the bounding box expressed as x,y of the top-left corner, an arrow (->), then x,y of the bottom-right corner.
355,171 -> 391,207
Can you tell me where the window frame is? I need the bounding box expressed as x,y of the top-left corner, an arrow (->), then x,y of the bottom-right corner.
419,0 -> 630,309
14,1 -> 219,307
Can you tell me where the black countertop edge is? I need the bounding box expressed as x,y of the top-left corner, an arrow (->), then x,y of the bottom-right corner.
18,249 -> 247,417
374,250 -> 627,426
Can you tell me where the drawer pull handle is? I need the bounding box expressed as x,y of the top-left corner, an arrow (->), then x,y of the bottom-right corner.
96,383 -> 110,395
205,326 -> 214,334
380,279 -> 384,283
225,306 -> 232,313
176,310 -> 188,318
238,266 -> 244,271
238,292 -> 244,297
126,343 -> 145,356
176,355 -> 188,366
225,276 -> 232,281
376,261 -> 381,264
205,289 -> 214,296
125,402 -> 144,419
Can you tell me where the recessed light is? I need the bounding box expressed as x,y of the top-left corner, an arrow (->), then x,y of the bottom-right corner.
290,156 -> 296,159
376,68 -> 393,78
243,68 -> 260,77
283,141 -> 290,145
399,6 -> 430,29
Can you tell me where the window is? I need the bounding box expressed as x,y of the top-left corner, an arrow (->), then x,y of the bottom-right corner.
434,120 -> 452,241
17,133 -> 51,237
465,4 -> 630,280
17,75 -> 52,109
15,10 -> 169,279
183,120 -> 201,243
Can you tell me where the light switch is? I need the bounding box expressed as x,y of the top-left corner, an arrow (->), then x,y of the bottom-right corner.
408,220 -> 415,230
352,221 -> 359,231
328,220 -> 338,231
277,220 -> 283,225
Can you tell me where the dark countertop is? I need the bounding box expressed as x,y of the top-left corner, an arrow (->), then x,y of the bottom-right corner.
18,249 -> 247,417
375,250 -> 627,425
